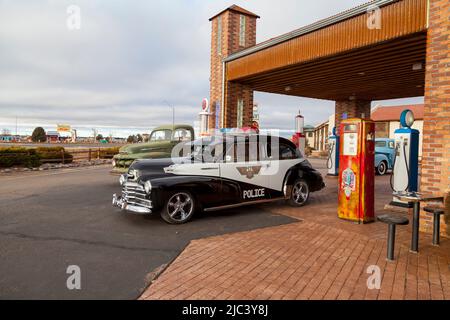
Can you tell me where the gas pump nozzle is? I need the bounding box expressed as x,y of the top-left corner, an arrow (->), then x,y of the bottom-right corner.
326,141 -> 335,170
395,141 -> 401,155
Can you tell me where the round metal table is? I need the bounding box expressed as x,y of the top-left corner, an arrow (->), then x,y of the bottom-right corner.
393,191 -> 444,253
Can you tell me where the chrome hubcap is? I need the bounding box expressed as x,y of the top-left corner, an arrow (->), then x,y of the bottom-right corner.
167,193 -> 193,221
292,182 -> 308,204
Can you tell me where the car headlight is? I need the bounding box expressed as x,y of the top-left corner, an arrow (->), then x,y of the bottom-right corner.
112,159 -> 116,167
119,174 -> 127,186
144,180 -> 152,194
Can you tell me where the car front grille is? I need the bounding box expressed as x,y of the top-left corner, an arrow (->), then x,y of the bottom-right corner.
122,182 -> 152,209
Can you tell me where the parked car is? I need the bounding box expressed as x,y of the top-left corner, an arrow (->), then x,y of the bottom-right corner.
112,134 -> 325,224
111,124 -> 195,174
375,138 -> 396,175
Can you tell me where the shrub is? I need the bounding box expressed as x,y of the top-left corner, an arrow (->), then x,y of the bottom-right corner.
99,147 -> 120,159
0,147 -> 41,168
305,146 -> 314,156
36,147 -> 73,164
319,150 -> 329,158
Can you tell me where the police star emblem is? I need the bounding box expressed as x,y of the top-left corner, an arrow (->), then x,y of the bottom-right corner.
236,166 -> 262,179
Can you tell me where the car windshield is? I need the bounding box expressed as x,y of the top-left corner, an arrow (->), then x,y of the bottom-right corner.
150,129 -> 172,141
190,137 -> 229,163
173,129 -> 192,141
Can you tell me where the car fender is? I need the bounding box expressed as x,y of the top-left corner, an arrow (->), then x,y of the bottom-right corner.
375,153 -> 388,167
282,167 -> 307,190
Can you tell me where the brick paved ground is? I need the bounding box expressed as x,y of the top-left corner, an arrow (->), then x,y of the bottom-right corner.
141,173 -> 450,300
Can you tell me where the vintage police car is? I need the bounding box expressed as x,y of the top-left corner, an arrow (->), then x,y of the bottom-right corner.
112,134 -> 325,224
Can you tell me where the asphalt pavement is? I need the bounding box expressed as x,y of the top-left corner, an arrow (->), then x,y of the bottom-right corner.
0,165 -> 297,299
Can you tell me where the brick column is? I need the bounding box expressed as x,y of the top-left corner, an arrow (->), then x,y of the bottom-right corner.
335,100 -> 371,135
420,0 -> 450,236
209,6 -> 258,130
224,82 -> 254,128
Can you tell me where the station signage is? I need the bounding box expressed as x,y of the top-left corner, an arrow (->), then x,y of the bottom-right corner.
57,124 -> 71,132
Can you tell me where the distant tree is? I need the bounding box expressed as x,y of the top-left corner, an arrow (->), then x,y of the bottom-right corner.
136,134 -> 143,142
96,134 -> 104,141
127,135 -> 135,143
31,127 -> 46,142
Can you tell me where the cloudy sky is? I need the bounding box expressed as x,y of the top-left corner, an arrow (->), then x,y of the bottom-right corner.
0,0 -> 422,136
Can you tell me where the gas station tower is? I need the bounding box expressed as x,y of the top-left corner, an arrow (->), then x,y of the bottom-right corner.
209,5 -> 259,130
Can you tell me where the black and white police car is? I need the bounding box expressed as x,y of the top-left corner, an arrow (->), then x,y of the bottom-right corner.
112,133 -> 325,224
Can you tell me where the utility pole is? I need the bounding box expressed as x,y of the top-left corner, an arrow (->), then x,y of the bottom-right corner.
92,128 -> 97,143
163,100 -> 175,129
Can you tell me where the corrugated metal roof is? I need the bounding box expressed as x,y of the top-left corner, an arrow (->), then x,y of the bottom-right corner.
225,0 -> 428,101
225,0 -> 398,62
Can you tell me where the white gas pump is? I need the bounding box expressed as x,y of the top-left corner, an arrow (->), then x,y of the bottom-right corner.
327,127 -> 339,176
390,109 -> 420,207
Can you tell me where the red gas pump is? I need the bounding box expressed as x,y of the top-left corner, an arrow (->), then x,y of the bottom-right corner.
291,111 -> 305,154
338,118 -> 375,223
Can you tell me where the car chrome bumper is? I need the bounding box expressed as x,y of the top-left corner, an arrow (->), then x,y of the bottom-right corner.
112,193 -> 152,214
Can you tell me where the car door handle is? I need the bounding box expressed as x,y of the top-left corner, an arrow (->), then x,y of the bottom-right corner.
201,167 -> 219,170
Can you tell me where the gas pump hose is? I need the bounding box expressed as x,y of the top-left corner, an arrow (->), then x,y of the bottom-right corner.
326,143 -> 334,170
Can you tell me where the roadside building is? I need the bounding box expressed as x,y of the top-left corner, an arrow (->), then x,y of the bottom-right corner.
304,125 -> 314,148
312,113 -> 335,151
0,134 -> 14,142
372,104 -> 424,156
46,131 -> 60,143
313,121 -> 329,152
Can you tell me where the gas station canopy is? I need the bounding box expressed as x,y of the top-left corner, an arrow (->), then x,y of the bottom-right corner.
225,0 -> 428,101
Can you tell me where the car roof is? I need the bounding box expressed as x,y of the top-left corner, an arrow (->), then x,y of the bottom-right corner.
219,133 -> 296,147
153,124 -> 192,131
193,134 -> 292,143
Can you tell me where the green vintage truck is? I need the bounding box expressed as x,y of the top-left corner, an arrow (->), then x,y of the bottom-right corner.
111,124 -> 195,174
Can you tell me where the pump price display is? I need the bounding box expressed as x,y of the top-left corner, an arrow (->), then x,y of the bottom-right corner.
343,133 -> 358,156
